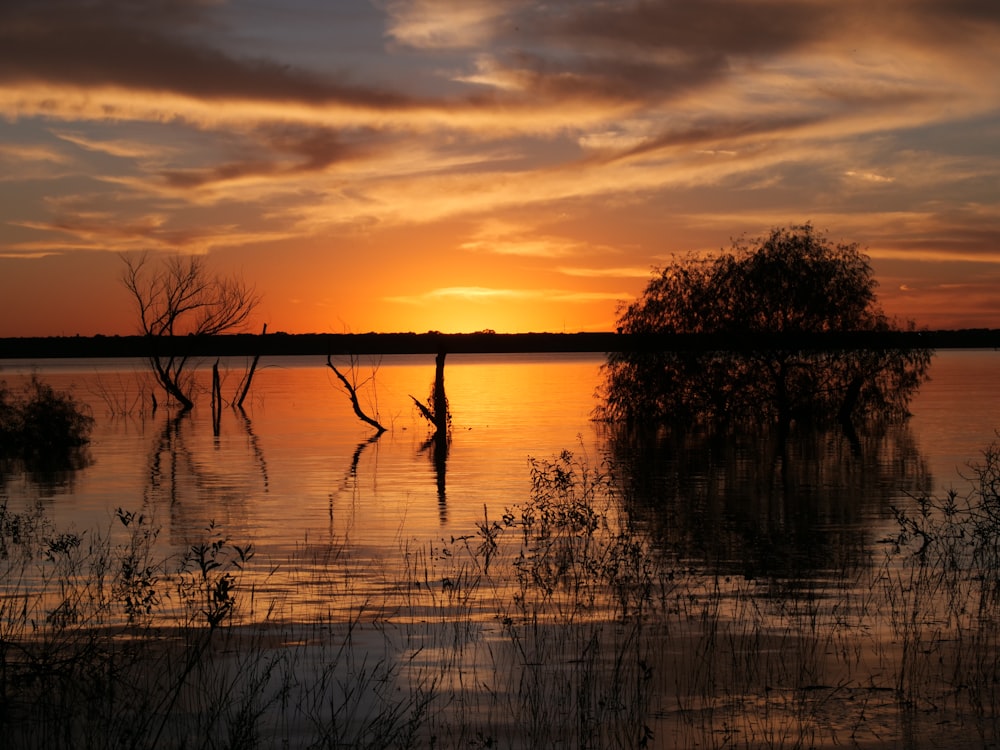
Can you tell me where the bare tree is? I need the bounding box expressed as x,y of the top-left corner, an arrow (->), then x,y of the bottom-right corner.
121,253 -> 260,411
326,354 -> 386,434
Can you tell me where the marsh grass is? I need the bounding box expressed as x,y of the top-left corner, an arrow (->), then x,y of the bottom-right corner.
5,448 -> 1000,747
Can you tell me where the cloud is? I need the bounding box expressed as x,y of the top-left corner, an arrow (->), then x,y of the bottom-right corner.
457,220 -> 604,258
0,250 -> 63,259
385,286 -> 628,306
11,210 -> 300,256
52,130 -> 173,159
558,266 -> 654,279
384,0 -> 519,49
385,286 -> 534,305
0,142 -> 70,164
843,170 -> 895,184
0,2 -> 415,110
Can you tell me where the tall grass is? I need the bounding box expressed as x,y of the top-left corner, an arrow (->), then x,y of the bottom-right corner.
4,447 -> 1000,747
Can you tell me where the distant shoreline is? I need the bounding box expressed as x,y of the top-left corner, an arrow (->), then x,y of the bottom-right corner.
1,329 -> 998,360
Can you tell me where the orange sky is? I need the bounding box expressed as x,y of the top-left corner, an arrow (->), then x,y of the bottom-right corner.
1,1 -> 999,336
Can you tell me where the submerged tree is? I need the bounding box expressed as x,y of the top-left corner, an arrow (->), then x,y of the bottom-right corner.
326,354 -> 386,435
410,352 -> 450,443
121,253 -> 260,411
0,377 -> 94,461
600,224 -> 932,427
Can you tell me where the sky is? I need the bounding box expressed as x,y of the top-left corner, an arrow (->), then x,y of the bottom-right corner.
1,0 -> 999,337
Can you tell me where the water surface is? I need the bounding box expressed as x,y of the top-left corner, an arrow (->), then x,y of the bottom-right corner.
3,349 -> 998,592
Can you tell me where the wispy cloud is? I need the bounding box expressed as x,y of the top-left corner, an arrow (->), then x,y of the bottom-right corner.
457,220 -> 611,258
0,143 -> 70,164
51,131 -> 172,160
558,266 -> 654,279
385,286 -> 535,305
385,286 -> 629,306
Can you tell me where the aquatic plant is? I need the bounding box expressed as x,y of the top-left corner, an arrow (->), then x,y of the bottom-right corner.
4,447 -> 1000,747
0,375 -> 93,463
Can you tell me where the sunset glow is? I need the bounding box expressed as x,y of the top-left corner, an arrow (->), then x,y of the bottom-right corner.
1,1 -> 999,336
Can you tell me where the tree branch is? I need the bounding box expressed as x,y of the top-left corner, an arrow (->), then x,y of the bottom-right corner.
326,355 -> 386,434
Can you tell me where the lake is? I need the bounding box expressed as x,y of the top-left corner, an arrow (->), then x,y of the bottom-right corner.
3,350 -> 996,568
3,349 -> 1000,748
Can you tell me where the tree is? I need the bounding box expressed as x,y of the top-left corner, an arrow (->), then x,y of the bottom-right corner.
122,253 -> 260,411
600,224 -> 932,427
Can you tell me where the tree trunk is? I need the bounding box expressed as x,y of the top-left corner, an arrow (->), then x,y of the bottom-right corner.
432,352 -> 448,440
150,352 -> 194,411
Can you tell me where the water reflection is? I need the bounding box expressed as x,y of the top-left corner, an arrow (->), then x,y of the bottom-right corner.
144,410 -> 268,543
413,352 -> 451,524
418,430 -> 449,524
323,434 -> 379,545
611,419 -> 932,578
0,447 -> 92,498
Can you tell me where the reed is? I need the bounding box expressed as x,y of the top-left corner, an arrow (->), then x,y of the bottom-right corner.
4,445 -> 1000,747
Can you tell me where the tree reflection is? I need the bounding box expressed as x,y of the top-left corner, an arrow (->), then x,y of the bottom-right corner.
0,448 -> 92,498
610,419 -> 932,579
413,352 -> 450,524
418,430 -> 449,524
144,410 -> 268,544
327,434 -> 382,538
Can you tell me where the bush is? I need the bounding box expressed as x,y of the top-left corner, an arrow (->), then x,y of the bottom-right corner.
0,376 -> 94,461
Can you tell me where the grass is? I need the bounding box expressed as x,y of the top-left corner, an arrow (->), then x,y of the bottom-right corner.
4,447 -> 1000,748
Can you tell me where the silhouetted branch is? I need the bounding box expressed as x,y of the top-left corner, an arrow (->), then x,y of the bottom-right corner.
235,323 -> 266,409
326,354 -> 386,434
410,395 -> 435,423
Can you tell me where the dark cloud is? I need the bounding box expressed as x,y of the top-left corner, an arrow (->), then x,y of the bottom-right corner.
919,0 -> 1000,24
498,49 -> 727,102
581,114 -> 822,166
158,126 -> 372,189
159,161 -> 280,190
468,0 -> 998,108
546,0 -> 832,58
880,213 -> 1000,257
2,0 -> 995,118
458,0 -> 833,104
509,0 -> 999,58
262,125 -> 369,172
0,1 -> 414,109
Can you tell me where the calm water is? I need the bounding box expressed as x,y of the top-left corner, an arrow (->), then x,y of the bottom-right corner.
3,349 -> 999,595
2,353 -> 603,556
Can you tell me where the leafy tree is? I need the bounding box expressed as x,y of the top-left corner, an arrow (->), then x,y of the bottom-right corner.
600,224 -> 932,427
121,253 -> 260,411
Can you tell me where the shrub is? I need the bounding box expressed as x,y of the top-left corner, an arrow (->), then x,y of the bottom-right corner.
0,375 -> 94,462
